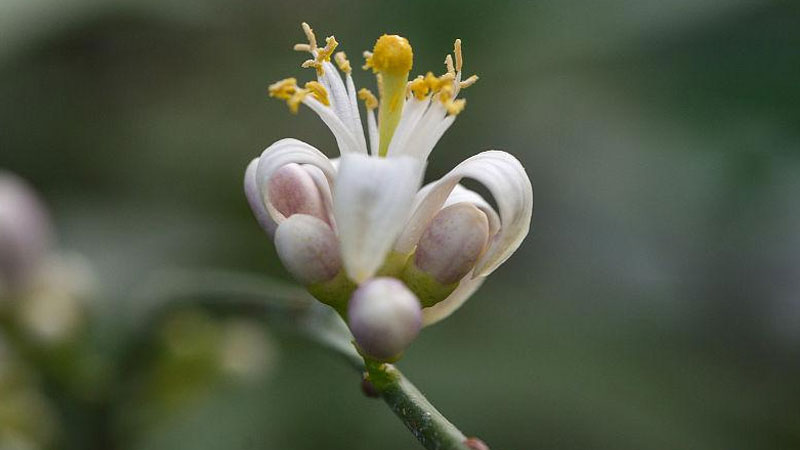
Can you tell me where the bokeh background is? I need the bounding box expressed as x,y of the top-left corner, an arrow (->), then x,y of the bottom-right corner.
2,0 -> 800,449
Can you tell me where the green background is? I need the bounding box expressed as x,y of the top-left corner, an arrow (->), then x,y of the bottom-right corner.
2,0 -> 799,448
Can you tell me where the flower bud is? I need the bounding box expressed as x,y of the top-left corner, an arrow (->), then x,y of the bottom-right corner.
348,278 -> 422,361
0,171 -> 53,296
403,203 -> 489,307
268,163 -> 328,222
274,214 -> 341,285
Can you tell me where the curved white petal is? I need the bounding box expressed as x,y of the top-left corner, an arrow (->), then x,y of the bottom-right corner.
422,274 -> 485,326
255,139 -> 337,225
334,154 -> 425,283
396,150 -> 532,277
301,164 -> 336,231
302,97 -> 361,154
244,157 -> 277,236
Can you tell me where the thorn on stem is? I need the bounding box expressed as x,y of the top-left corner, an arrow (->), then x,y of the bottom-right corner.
361,373 -> 380,398
464,437 -> 490,450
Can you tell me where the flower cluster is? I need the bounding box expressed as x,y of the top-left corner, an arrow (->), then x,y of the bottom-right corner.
245,23 -> 533,361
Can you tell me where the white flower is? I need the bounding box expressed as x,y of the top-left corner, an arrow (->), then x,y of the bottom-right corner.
245,23 -> 532,326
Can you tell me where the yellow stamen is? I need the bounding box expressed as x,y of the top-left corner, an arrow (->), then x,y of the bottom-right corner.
268,78 -> 299,100
287,90 -> 308,114
318,36 -> 338,62
445,54 -> 455,76
334,51 -> 351,74
454,38 -> 463,72
268,78 -> 329,114
358,88 -> 378,110
301,35 -> 339,76
425,72 -> 454,93
438,83 -> 454,104
305,81 -> 330,106
366,34 -> 414,157
446,98 -> 466,116
301,22 -> 317,51
361,51 -> 373,70
408,75 -> 429,100
459,74 -> 479,89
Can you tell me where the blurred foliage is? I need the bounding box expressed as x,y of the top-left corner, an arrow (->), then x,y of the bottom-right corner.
1,0 -> 800,449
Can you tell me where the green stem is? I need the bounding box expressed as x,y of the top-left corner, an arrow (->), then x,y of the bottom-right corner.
365,359 -> 470,450
133,269 -> 479,450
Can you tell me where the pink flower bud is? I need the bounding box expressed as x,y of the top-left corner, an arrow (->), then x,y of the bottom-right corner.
348,278 -> 422,361
268,163 -> 328,223
0,171 -> 53,294
274,214 -> 341,285
414,203 -> 489,284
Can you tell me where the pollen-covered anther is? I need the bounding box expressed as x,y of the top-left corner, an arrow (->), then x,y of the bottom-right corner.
459,74 -> 479,89
357,88 -> 378,110
318,36 -> 338,62
300,22 -> 317,52
286,89 -> 308,114
334,51 -> 351,74
367,35 -> 413,75
454,38 -> 463,72
408,76 -> 429,100
268,78 -> 299,100
361,51 -> 373,70
445,98 -> 466,115
304,81 -> 330,106
445,54 -> 455,76
424,72 -> 455,94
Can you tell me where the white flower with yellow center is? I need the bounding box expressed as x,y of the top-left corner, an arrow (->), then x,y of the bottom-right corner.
245,23 -> 532,359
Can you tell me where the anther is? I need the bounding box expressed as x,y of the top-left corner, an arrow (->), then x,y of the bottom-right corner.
301,22 -> 317,51
334,51 -> 352,74
454,38 -> 463,72
304,81 -> 330,106
408,75 -> 429,100
459,74 -> 479,89
445,54 -> 455,75
268,78 -> 299,100
358,88 -> 378,110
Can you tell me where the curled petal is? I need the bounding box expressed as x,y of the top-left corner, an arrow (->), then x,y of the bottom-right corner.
244,158 -> 277,236
255,139 -> 337,225
396,151 -> 532,277
422,274 -> 485,326
334,154 -> 425,283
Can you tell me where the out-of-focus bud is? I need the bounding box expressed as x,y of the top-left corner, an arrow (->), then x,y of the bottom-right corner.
15,254 -> 95,345
0,336 -> 59,449
403,203 -> 489,307
348,277 -> 422,361
268,163 -> 328,222
0,171 -> 53,296
218,319 -> 277,382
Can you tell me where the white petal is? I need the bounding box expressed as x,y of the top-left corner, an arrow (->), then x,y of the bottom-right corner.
421,274 -> 485,326
301,164 -> 336,231
396,150 -> 532,277
386,97 -> 430,158
334,154 -> 425,283
345,73 -> 369,154
244,158 -> 276,236
366,109 -> 378,156
302,97 -> 361,154
255,139 -> 336,225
